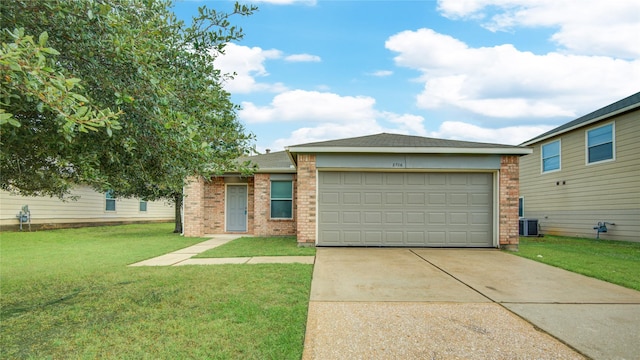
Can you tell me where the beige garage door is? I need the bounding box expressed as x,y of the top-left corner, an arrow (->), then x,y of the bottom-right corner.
318,172 -> 493,247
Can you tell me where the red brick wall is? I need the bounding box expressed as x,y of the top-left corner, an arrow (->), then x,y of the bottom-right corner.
499,155 -> 520,250
296,155 -> 317,245
203,177 -> 225,234
253,174 -> 296,236
183,176 -> 204,237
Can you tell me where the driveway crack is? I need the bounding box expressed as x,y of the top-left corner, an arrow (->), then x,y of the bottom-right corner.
409,249 -> 496,303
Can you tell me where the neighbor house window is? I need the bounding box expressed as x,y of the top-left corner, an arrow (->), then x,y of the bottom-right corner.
270,180 -> 292,219
518,197 -> 524,218
105,190 -> 116,211
139,200 -> 148,212
587,123 -> 614,164
541,140 -> 560,172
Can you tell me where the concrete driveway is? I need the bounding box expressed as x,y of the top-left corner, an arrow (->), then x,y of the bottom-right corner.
303,248 -> 640,359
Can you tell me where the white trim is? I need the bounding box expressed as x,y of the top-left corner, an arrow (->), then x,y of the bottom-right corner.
287,146 -> 532,155
521,101 -> 639,146
493,171 -> 500,248
540,139 -> 561,174
224,184 -> 248,232
519,196 -> 525,218
315,168 -> 319,246
585,121 -> 616,166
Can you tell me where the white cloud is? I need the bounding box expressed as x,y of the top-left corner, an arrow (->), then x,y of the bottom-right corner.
284,53 -> 321,62
369,70 -> 394,77
429,121 -> 555,145
386,28 -> 640,118
213,43 -> 287,93
238,89 -> 432,150
437,0 -> 640,58
239,90 -> 378,123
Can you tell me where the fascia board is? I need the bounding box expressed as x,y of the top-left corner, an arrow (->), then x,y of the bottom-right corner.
286,146 -> 532,155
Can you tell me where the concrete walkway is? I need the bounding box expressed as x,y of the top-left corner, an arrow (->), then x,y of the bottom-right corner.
303,248 -> 640,360
128,235 -> 314,266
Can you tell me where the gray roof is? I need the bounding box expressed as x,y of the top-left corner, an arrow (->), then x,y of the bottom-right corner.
287,133 -> 530,155
238,151 -> 295,173
521,91 -> 640,146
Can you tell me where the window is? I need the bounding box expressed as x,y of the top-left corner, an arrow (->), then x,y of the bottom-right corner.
105,190 -> 116,211
139,200 -> 148,212
518,197 -> 524,218
541,140 -> 560,172
587,123 -> 614,164
270,180 -> 292,219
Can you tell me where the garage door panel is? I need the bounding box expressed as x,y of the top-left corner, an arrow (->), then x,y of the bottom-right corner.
364,192 -> 382,204
385,193 -> 403,204
364,231 -> 382,244
450,193 -> 469,205
406,212 -> 425,224
407,193 -> 426,205
450,212 -> 468,225
385,212 -> 403,224
364,212 -> 382,224
428,213 -> 446,224
321,211 -> 339,224
386,231 -> 404,244
318,172 -> 493,247
342,212 -> 361,224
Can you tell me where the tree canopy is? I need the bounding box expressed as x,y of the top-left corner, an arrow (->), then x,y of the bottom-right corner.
0,0 -> 256,223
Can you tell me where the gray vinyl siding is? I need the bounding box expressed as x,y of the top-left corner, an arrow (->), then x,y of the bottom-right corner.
520,111 -> 640,241
1,185 -> 174,228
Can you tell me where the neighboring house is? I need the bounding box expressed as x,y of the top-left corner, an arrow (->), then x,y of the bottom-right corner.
0,185 -> 174,231
519,92 -> 640,241
184,133 -> 531,249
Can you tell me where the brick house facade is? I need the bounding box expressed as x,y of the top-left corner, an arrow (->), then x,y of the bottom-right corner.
183,133 -> 530,249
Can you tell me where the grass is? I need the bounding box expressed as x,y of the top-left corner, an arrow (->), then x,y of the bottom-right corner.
194,236 -> 316,258
0,224 -> 313,359
513,235 -> 640,291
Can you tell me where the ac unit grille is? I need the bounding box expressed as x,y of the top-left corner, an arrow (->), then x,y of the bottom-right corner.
519,218 -> 539,236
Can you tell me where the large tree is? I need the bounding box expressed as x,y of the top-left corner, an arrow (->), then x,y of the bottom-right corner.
1,0 -> 256,231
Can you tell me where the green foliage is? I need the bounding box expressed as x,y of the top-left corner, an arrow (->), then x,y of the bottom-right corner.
513,236 -> 640,291
0,28 -> 121,135
195,236 -> 317,258
1,224 -> 311,359
0,1 -> 257,209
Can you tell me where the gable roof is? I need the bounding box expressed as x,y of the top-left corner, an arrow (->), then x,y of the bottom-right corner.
238,150 -> 295,173
287,133 -> 531,155
520,91 -> 640,146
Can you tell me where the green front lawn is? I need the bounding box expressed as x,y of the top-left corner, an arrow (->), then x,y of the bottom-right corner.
0,224 -> 312,359
513,236 -> 640,291
194,236 -> 316,258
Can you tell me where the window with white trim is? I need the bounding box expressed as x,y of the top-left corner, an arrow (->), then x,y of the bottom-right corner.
541,140 -> 560,172
105,190 -> 116,211
270,180 -> 293,219
587,123 -> 614,164
139,200 -> 148,212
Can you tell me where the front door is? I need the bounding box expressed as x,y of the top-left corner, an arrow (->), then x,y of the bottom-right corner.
226,185 -> 247,232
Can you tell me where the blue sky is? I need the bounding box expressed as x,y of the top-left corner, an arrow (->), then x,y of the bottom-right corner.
172,0 -> 639,152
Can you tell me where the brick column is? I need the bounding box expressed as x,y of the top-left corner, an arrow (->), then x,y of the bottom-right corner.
253,173 -> 270,236
296,154 -> 317,246
183,176 -> 205,237
499,155 -> 520,250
